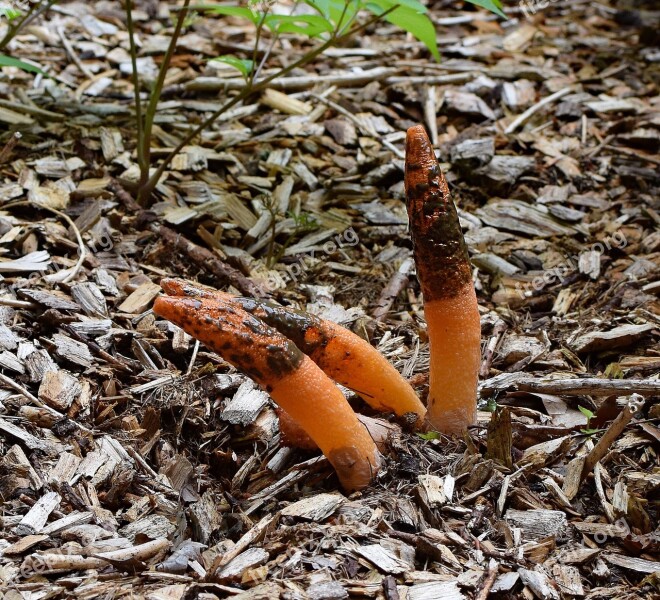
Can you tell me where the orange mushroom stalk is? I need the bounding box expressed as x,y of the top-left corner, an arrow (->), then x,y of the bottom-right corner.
160,278 -> 426,427
153,294 -> 380,491
405,125 -> 481,434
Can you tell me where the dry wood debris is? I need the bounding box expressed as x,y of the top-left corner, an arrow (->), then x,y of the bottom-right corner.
0,0 -> 658,598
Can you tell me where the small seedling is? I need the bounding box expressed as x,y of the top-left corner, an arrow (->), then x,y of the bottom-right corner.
578,405 -> 604,436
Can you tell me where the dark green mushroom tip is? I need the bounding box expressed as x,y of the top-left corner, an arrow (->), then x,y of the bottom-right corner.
405,125 -> 472,302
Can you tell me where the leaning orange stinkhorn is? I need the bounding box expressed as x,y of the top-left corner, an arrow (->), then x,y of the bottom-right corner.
159,278 -> 426,426
153,295 -> 380,491
153,124 -> 481,490
405,125 -> 481,434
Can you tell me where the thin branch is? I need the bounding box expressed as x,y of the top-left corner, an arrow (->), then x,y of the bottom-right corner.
252,0 -> 301,82
581,395 -> 645,480
141,0 -> 191,170
4,201 -> 87,283
475,559 -> 499,600
335,0 -> 354,36
0,1 -> 39,51
505,85 -> 576,134
248,10 -> 269,87
481,376 -> 660,397
125,0 -> 145,172
14,0 -> 58,32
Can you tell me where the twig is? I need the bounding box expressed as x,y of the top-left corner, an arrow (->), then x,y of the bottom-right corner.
63,325 -> 134,373
185,66 -> 396,93
24,538 -> 170,574
0,371 -> 41,406
480,319 -> 507,378
605,144 -> 660,166
0,1 -> 38,51
141,0 -> 191,177
125,0 -> 145,175
481,376 -> 660,396
57,25 -> 93,79
110,179 -> 264,296
581,395 -> 644,480
475,559 -> 499,600
49,207 -> 87,283
505,86 -> 576,134
186,339 -> 200,376
3,202 -> 87,283
248,9 -> 269,88
310,92 -> 404,159
372,257 -> 414,322
0,132 -> 21,164
157,226 -> 266,298
0,297 -> 37,309
207,513 -> 279,578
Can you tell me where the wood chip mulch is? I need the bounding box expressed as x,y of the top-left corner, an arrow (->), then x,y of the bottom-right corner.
0,1 -> 658,598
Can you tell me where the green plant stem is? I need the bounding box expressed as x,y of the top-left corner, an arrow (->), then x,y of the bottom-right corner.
140,0 -> 191,183
0,0 -> 57,51
124,0 -> 145,176
136,5 -> 397,206
252,0 -> 301,82
248,10 -> 269,87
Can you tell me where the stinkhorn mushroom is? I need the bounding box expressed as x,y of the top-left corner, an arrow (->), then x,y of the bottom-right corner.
153,294 -> 380,491
159,278 -> 426,426
153,124 -> 482,490
405,125 -> 481,434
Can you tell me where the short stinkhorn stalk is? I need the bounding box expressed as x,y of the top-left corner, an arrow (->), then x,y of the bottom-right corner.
153,295 -> 380,491
159,278 -> 426,426
405,125 -> 481,434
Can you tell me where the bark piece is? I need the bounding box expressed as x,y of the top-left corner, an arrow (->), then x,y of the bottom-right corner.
14,491 -> 61,535
221,380 -> 270,427
38,370 -> 82,411
518,568 -> 560,600
504,509 -> 567,542
117,282 -> 161,314
570,324 -> 655,353
281,492 -> 345,521
215,547 -> 269,583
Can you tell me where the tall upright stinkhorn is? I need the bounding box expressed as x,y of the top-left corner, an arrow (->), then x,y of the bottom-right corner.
405,125 -> 481,434
159,278 -> 426,426
153,295 -> 380,491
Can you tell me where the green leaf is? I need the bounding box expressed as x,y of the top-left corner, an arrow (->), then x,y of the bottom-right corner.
210,55 -> 254,78
366,2 -> 439,61
304,0 -> 360,30
0,54 -> 45,75
200,5 -> 260,24
0,7 -> 22,20
581,428 -> 602,436
464,0 -> 506,19
264,14 -> 334,37
384,0 -> 428,13
417,431 -> 441,441
486,398 -> 499,412
578,405 -> 594,420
